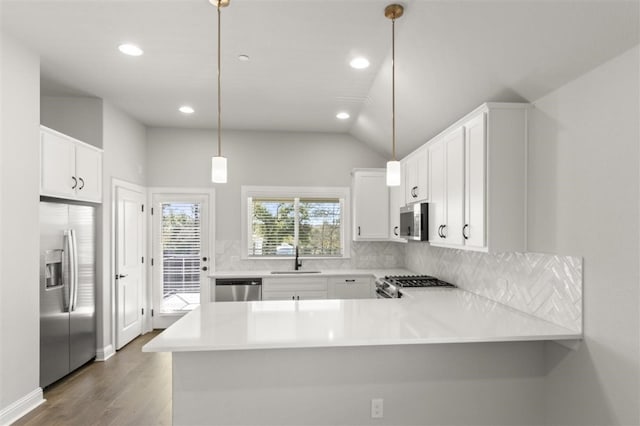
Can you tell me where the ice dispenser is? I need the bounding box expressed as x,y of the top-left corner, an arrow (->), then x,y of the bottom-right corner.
44,249 -> 63,289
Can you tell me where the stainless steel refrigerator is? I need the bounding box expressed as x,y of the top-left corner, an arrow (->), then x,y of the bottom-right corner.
40,201 -> 96,388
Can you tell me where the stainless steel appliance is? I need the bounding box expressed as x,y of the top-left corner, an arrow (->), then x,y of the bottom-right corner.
40,201 -> 96,388
215,278 -> 262,301
375,274 -> 455,298
400,202 -> 429,241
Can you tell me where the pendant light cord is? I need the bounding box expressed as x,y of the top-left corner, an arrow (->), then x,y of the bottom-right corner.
391,16 -> 396,161
217,1 -> 222,157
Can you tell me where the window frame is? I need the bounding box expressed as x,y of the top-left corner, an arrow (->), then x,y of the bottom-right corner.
241,186 -> 351,260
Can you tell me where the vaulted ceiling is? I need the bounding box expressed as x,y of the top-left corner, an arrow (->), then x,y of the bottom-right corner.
2,0 -> 638,157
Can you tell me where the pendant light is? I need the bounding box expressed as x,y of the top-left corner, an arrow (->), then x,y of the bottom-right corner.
210,0 -> 230,183
385,4 -> 404,187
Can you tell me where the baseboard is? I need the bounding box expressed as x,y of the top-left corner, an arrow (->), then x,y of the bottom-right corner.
0,388 -> 45,426
95,344 -> 115,361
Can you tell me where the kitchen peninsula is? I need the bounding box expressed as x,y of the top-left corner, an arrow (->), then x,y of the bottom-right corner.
143,274 -> 580,425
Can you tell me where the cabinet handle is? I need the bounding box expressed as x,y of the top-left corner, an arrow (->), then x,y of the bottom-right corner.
71,176 -> 77,189
463,224 -> 469,240
437,225 -> 443,238
292,296 -> 295,300
393,226 -> 399,236
412,186 -> 418,198
442,225 -> 447,239
357,226 -> 361,236
78,177 -> 85,190
345,279 -> 356,283
297,296 -> 300,300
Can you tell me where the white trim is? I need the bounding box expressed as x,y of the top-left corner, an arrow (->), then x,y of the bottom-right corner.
95,344 -> 115,361
147,187 -> 216,327
0,388 -> 44,426
240,185 -> 351,260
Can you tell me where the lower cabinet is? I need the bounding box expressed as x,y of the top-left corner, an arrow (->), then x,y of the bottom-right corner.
328,277 -> 373,299
262,277 -> 328,301
262,276 -> 374,300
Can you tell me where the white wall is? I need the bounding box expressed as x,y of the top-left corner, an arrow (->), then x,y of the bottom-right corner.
146,128 -> 386,242
0,33 -> 42,421
528,45 -> 639,425
100,102 -> 146,355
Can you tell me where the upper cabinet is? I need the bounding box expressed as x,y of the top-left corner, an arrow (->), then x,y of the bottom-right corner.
352,169 -> 389,241
402,145 -> 428,204
388,184 -> 406,243
426,103 -> 528,253
40,126 -> 103,203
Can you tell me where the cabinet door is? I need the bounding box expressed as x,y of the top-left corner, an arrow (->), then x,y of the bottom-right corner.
329,277 -> 372,299
464,114 -> 486,248
262,290 -> 297,301
388,185 -> 405,242
75,143 -> 102,202
444,128 -> 465,246
40,130 -> 76,198
404,154 -> 418,203
352,170 -> 389,240
296,290 -> 328,300
428,140 -> 446,243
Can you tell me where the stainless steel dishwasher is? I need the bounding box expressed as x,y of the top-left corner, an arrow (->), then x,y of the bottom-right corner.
214,278 -> 262,302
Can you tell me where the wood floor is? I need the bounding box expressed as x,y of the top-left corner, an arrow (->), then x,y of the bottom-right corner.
15,331 -> 172,426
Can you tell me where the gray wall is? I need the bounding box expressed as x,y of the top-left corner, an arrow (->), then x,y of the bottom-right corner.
528,46 -> 639,425
0,34 -> 41,417
40,96 -> 103,148
146,128 -> 386,241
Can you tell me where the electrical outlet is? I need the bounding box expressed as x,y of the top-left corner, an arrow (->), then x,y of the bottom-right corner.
371,398 -> 384,418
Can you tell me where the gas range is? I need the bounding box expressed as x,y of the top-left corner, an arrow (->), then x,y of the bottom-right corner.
375,274 -> 456,298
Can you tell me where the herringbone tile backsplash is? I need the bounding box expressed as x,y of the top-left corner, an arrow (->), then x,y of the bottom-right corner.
405,244 -> 583,332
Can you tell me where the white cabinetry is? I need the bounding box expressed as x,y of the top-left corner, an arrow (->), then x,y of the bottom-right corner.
40,126 -> 102,203
402,146 -> 428,204
262,277 -> 328,300
388,185 -> 406,242
328,276 -> 373,299
352,169 -> 389,241
427,103 -> 527,253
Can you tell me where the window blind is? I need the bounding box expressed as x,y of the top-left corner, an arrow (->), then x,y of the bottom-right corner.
249,197 -> 342,257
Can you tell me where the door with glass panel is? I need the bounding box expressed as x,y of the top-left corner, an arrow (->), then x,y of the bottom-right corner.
152,194 -> 210,328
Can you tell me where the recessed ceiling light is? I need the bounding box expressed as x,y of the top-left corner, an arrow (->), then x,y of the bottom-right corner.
336,112 -> 350,120
238,54 -> 250,61
349,57 -> 370,69
118,43 -> 144,57
179,106 -> 195,114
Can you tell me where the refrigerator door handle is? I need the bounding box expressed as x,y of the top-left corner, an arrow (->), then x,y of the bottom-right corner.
69,229 -> 79,312
63,230 -> 71,312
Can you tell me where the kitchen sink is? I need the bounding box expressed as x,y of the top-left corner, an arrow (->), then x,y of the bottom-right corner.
270,271 -> 322,274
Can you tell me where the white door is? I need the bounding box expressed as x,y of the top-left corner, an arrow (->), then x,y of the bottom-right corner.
464,113 -> 486,248
445,127 -> 465,246
152,194 -> 210,329
428,139 -> 446,243
116,186 -> 145,349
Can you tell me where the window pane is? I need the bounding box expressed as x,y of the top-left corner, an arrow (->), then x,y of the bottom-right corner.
298,199 -> 342,257
160,202 -> 201,313
250,199 -> 295,256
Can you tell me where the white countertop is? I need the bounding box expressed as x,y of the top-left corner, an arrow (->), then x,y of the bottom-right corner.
143,288 -> 581,353
209,269 -> 411,279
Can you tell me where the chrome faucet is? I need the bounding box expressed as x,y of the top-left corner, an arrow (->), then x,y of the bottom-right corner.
294,246 -> 302,270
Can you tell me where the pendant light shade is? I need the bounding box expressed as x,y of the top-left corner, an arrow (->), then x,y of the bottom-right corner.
386,160 -> 401,186
211,156 -> 227,183
211,0 -> 229,183
385,4 -> 404,187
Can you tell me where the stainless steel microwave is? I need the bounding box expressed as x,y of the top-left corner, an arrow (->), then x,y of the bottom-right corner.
400,202 -> 429,241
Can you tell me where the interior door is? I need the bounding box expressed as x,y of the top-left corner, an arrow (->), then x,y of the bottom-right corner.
152,193 -> 210,329
116,186 -> 145,350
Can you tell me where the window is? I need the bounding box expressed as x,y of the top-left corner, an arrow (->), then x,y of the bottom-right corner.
242,186 -> 350,259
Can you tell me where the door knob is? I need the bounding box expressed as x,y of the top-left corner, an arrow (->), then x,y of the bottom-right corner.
202,266 -> 208,271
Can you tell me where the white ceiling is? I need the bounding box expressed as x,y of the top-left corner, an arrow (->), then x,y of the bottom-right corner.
2,0 -> 639,157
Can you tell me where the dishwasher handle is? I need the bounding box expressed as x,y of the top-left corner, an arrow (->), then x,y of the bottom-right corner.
215,278 -> 262,286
